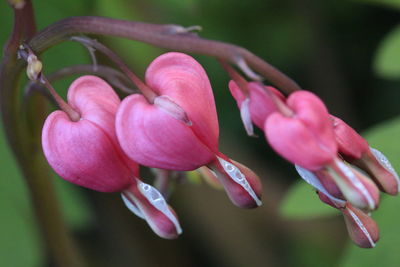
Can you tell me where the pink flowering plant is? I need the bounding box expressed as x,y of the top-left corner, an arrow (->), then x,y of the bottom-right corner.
2,0 -> 400,266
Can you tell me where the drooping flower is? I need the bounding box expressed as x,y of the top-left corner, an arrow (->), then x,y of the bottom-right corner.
264,90 -> 338,171
42,75 -> 181,239
332,115 -> 399,195
116,52 -> 262,208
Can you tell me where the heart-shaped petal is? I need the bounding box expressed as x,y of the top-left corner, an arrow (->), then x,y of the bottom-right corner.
145,52 -> 219,151
67,75 -> 122,140
42,111 -> 134,192
116,94 -> 215,170
265,114 -> 336,170
287,91 -> 337,155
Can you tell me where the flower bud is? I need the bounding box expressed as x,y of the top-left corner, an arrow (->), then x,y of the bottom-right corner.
122,180 -> 182,239
42,76 -> 136,192
229,80 -> 285,134
342,203 -> 379,248
328,160 -> 380,211
208,155 -> 262,208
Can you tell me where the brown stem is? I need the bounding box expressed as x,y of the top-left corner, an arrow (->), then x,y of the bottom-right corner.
40,75 -> 81,121
28,16 -> 302,94
218,59 -> 249,95
25,64 -> 135,99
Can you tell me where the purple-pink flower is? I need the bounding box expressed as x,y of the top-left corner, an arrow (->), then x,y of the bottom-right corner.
42,75 -> 181,239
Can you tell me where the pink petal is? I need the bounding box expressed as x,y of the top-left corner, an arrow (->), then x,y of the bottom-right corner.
287,91 -> 337,155
145,52 -> 219,151
42,111 -> 134,192
67,75 -> 121,140
331,115 -> 369,161
116,94 -> 215,171
229,80 -> 285,130
265,113 -> 336,170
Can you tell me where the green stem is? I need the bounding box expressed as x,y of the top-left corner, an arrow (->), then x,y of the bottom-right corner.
1,1 -> 85,266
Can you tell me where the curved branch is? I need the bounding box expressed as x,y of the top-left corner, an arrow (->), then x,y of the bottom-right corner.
29,16 -> 302,94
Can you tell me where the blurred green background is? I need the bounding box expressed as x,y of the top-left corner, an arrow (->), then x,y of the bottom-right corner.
1,0 -> 400,266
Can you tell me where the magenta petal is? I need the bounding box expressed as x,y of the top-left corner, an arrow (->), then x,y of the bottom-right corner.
116,94 -> 215,170
331,115 -> 369,161
145,52 -> 219,151
287,91 -> 337,155
67,75 -> 121,140
265,113 -> 336,170
42,111 -> 133,192
229,80 -> 285,130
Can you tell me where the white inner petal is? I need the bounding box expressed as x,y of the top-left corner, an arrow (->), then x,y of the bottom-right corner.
121,193 -> 145,219
347,208 -> 375,248
217,157 -> 262,206
370,147 -> 400,191
295,165 -> 346,207
138,181 -> 182,234
240,98 -> 255,136
336,160 -> 375,210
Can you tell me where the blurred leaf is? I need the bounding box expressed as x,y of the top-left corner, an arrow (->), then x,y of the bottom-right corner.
374,24 -> 400,79
363,116 -> 400,170
0,125 -> 92,267
280,181 -> 339,219
0,125 -> 44,267
340,117 -> 400,266
53,176 -> 93,229
354,0 -> 400,10
95,0 -> 162,71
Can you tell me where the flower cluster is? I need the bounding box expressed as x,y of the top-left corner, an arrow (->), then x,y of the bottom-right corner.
41,51 -> 398,247
42,52 -> 262,239
229,80 -> 399,248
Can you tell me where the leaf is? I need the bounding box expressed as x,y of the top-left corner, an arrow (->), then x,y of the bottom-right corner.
0,126 -> 44,267
363,116 -> 400,170
374,24 -> 400,79
280,181 -> 339,219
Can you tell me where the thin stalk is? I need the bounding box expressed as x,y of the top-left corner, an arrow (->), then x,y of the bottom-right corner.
70,36 -> 157,102
29,16 -> 302,94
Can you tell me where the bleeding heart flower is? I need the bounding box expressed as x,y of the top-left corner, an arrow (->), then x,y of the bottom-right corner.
229,80 -> 285,135
116,52 -> 262,208
264,90 -> 338,170
332,115 -> 399,195
42,75 -> 181,239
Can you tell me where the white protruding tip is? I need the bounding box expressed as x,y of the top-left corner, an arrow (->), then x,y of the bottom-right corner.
295,165 -> 346,207
240,98 -> 255,136
348,208 -> 376,248
217,157 -> 262,206
138,181 -> 182,235
370,147 -> 400,191
121,193 -> 145,219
